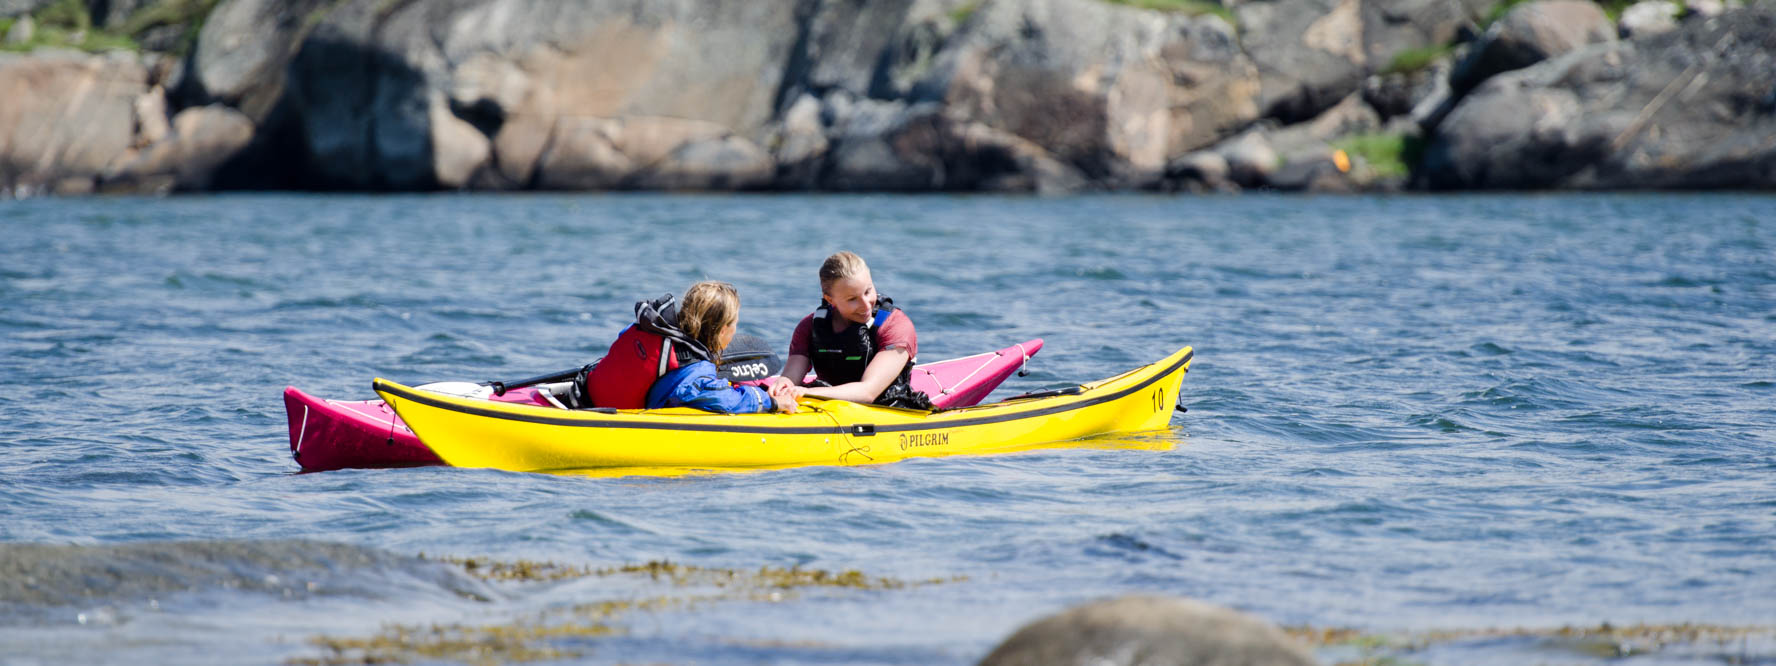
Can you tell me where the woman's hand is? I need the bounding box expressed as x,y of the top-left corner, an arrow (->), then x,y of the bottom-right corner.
768,382 -> 805,414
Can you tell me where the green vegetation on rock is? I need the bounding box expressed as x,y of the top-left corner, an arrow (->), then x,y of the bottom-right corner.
949,0 -> 982,25
1333,132 -> 1424,180
1102,0 -> 1237,26
1382,43 -> 1455,75
1,0 -> 219,55
293,556 -> 964,665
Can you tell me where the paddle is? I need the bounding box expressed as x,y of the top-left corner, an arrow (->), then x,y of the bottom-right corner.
484,333 -> 784,396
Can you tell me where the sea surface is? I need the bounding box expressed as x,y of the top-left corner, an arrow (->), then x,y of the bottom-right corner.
1,193 -> 1772,665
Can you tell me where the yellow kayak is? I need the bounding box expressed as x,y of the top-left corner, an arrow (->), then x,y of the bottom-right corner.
374,346 -> 1192,476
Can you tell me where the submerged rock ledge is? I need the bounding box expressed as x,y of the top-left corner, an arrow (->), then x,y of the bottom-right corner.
2,0 -> 1773,197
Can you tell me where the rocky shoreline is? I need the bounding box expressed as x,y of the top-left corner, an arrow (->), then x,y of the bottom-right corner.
2,0 -> 1772,197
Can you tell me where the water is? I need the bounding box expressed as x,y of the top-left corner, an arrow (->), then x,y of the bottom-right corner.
2,193 -> 1772,665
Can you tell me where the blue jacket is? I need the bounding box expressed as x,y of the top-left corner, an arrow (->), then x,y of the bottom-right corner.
644,361 -> 775,414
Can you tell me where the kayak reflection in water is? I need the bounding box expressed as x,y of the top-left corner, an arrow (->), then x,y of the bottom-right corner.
585,281 -> 798,415
767,251 -> 934,410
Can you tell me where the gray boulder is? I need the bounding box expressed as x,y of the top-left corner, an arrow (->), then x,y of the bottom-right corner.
101,104 -> 255,193
0,0 -> 53,18
1164,150 -> 1236,192
86,0 -> 150,29
1218,130 -> 1281,187
818,97 -> 1085,193
1363,54 -> 1456,119
1449,0 -> 1616,93
4,15 -> 30,44
1618,1 -> 1681,39
1237,0 -> 1369,123
0,51 -> 146,196
288,0 -> 802,190
914,0 -> 1259,184
534,116 -> 771,191
1422,8 -> 1776,189
1360,0 -> 1477,74
979,596 -> 1319,666
187,0 -> 333,123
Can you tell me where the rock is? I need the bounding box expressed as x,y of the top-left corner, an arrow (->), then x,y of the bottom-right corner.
917,0 -> 1259,184
767,92 -> 830,189
1360,0 -> 1476,74
289,0 -> 803,190
1423,8 -> 1776,189
86,0 -> 151,29
535,116 -> 771,191
1164,150 -> 1237,191
1219,131 -> 1281,187
101,104 -> 254,192
812,96 -> 1085,193
0,51 -> 146,195
5,15 -> 32,44
429,93 -> 489,189
979,596 -> 1319,666
1237,0 -> 1367,123
134,85 -> 169,146
639,135 -> 774,191
0,0 -> 54,18
187,0 -> 332,123
1271,155 -> 1355,191
789,0 -> 921,102
1618,1 -> 1681,38
53,175 -> 95,195
1449,0 -> 1617,94
1362,54 -> 1454,119
1685,0 -> 1726,16
1271,93 -> 1381,151
135,24 -> 185,53
853,0 -> 979,100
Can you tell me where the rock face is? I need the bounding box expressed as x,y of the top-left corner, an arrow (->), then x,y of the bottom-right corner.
0,52 -> 146,196
0,0 -> 54,18
101,104 -> 255,193
287,0 -> 802,191
1237,0 -> 1370,123
1449,0 -> 1616,94
186,0 -> 332,123
86,0 -> 152,28
1423,9 -> 1776,189
979,596 -> 1319,666
914,0 -> 1260,184
1617,0 -> 1680,39
1239,0 -> 1480,124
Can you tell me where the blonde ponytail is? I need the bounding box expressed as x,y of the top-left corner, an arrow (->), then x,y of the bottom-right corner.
818,251 -> 870,294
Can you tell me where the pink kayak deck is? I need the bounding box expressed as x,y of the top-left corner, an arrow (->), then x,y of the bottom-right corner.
285,339 -> 1043,472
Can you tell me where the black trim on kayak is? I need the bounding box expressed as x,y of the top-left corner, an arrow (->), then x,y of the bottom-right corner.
376,349 -> 1191,436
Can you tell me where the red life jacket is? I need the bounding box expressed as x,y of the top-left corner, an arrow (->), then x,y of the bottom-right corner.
584,324 -> 682,409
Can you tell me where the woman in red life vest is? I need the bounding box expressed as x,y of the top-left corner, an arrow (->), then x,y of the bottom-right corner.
586,281 -> 797,414
766,252 -> 932,410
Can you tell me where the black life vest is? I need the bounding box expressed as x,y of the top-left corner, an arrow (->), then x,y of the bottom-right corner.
808,295 -> 918,404
583,295 -> 709,409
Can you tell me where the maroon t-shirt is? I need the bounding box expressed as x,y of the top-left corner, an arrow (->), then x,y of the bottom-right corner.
788,309 -> 917,361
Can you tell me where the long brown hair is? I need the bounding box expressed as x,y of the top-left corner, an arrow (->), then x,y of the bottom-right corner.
678,281 -> 738,365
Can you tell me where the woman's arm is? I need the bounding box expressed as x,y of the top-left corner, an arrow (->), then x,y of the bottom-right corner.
655,362 -> 787,414
775,354 -> 812,388
799,348 -> 909,403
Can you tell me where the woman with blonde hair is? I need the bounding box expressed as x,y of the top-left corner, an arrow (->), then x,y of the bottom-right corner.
767,252 -> 931,409
583,281 -> 794,414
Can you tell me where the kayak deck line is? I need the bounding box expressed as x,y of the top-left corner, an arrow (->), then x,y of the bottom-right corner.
372,348 -> 1191,437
